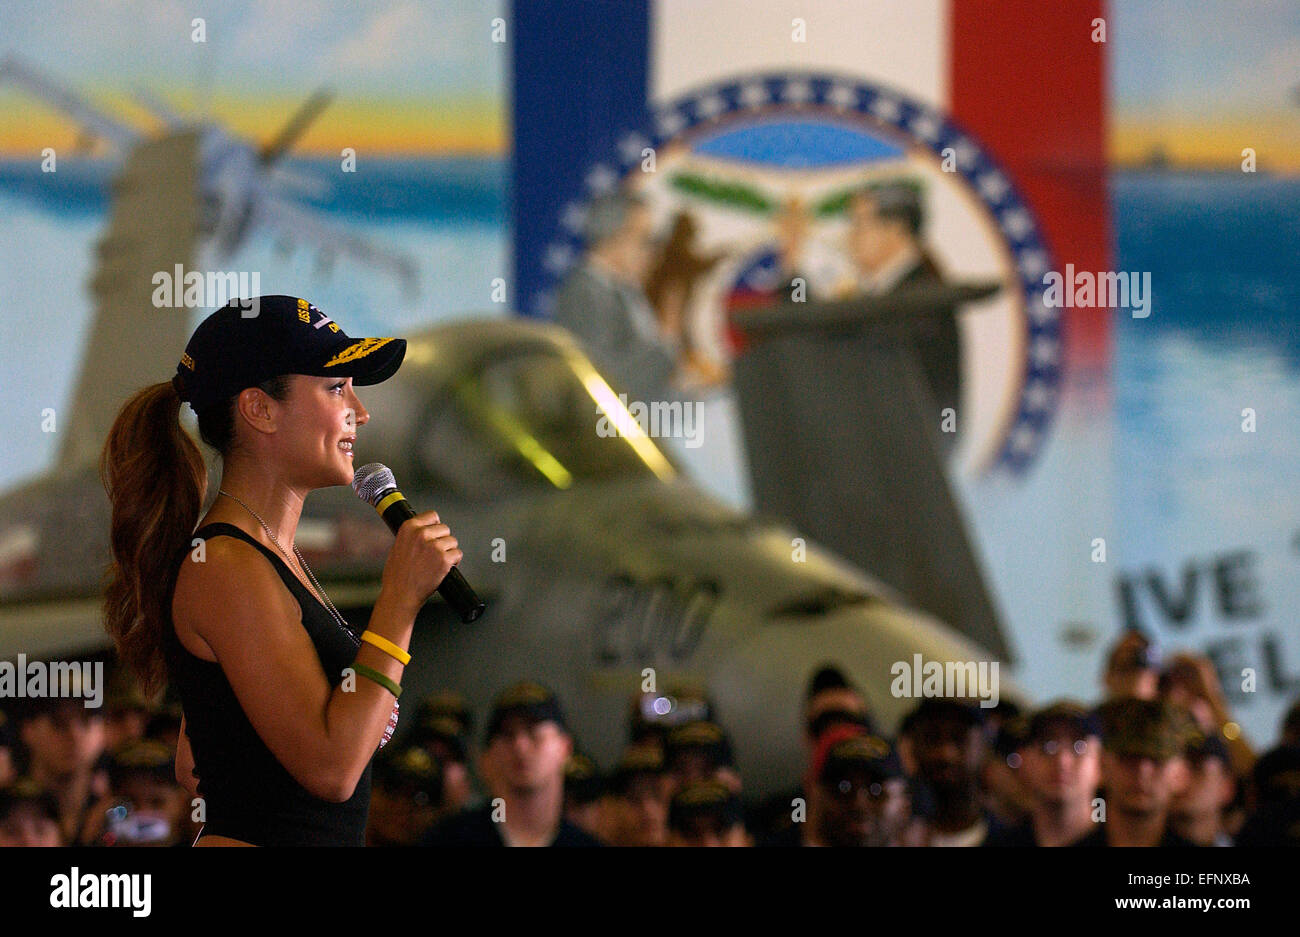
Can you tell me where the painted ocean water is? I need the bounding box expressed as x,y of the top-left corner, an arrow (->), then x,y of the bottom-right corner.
1112,171 -> 1300,742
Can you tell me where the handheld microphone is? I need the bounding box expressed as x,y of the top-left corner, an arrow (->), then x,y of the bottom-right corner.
352,462 -> 486,623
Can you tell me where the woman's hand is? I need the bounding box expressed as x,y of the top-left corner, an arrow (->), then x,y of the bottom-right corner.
379,509 -> 463,615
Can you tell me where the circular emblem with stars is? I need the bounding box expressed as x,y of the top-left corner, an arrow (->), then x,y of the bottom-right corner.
538,72 -> 1061,476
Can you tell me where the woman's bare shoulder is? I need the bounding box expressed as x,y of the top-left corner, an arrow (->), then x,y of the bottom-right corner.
173,533 -> 298,659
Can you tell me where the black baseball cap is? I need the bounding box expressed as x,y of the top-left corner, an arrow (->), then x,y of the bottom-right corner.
819,733 -> 904,784
902,697 -> 989,734
172,295 -> 406,411
485,681 -> 567,742
1184,729 -> 1231,766
0,779 -> 60,826
808,707 -> 872,741
1026,700 -> 1102,744
806,664 -> 853,700
411,714 -> 468,764
1250,745 -> 1300,806
374,744 -> 443,806
106,738 -> 175,788
564,752 -> 605,805
665,721 -> 735,771
414,691 -> 473,737
610,745 -> 666,794
668,779 -> 743,834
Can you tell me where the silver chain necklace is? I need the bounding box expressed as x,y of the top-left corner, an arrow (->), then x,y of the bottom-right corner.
217,489 -> 359,649
216,489 -> 400,749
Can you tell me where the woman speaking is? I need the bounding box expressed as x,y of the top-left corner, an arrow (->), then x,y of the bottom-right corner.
99,295 -> 462,846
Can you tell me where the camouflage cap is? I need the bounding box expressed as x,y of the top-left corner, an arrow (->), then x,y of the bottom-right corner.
1098,697 -> 1197,760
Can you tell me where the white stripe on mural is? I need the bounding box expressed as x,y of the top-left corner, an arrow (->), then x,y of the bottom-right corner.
651,0 -> 950,108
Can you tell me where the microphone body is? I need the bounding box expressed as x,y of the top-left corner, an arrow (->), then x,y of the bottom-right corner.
353,463 -> 485,624
376,494 -> 485,623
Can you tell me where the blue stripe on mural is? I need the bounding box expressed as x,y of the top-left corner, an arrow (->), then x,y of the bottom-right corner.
510,0 -> 651,318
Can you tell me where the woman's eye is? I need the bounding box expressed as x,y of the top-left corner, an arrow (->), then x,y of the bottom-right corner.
331,383 -> 346,393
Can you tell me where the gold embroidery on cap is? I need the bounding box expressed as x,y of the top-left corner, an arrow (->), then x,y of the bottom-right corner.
323,337 -> 394,368
180,352 -> 195,370
299,308 -> 311,323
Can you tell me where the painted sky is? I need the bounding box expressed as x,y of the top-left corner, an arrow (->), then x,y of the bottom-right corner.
1,0 -> 1295,161
0,0 -> 506,155
1111,0 -> 1300,171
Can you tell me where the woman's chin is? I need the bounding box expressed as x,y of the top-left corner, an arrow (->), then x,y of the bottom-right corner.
334,451 -> 357,485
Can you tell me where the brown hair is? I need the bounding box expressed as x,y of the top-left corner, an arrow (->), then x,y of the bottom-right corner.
100,375 -> 290,697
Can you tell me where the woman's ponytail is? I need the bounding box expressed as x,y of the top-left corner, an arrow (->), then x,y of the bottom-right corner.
100,380 -> 207,698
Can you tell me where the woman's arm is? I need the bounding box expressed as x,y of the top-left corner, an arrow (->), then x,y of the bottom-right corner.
175,715 -> 199,797
179,539 -> 414,801
179,513 -> 455,802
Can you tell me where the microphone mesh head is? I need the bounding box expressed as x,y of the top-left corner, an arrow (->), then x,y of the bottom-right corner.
352,463 -> 397,506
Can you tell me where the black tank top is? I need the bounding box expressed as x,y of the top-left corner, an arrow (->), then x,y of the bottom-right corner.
163,522 -> 372,846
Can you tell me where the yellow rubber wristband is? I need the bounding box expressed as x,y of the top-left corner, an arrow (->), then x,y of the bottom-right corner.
360,630 -> 412,666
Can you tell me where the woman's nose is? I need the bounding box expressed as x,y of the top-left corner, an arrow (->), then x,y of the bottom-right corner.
349,390 -> 370,425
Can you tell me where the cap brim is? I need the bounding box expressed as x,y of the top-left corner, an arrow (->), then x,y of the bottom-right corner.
318,337 -> 407,386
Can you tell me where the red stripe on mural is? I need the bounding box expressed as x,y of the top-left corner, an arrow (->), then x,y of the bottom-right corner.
949,0 -> 1111,371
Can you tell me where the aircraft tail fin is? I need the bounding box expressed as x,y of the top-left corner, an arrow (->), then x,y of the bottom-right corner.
56,131 -> 200,474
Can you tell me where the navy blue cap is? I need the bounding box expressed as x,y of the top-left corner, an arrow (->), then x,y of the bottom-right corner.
665,720 -> 735,770
172,295 -> 406,411
1026,700 -> 1102,744
1185,730 -> 1231,765
819,733 -> 904,783
564,752 -> 604,804
374,744 -> 443,805
485,681 -> 567,742
1251,745 -> 1300,805
668,779 -> 743,833
904,697 -> 989,732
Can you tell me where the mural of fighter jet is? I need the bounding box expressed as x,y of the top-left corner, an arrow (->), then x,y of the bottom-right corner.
0,53 -> 419,298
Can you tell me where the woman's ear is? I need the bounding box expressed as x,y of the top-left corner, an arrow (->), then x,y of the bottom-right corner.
235,386 -> 281,436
